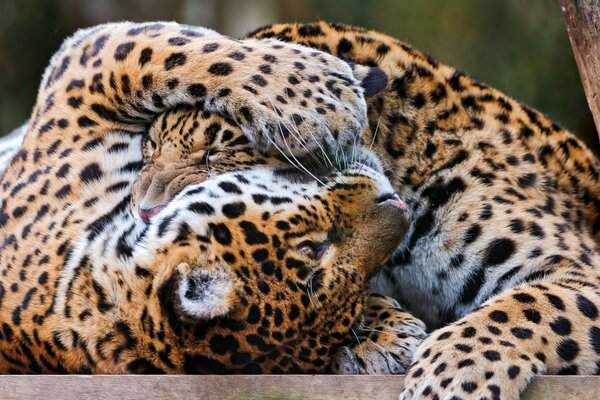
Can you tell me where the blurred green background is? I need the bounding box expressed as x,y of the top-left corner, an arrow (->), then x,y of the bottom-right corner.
1,0 -> 598,153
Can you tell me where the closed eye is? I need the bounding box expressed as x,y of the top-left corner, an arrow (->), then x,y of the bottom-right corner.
297,240 -> 329,260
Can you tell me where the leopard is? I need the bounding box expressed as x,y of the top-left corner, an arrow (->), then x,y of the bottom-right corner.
247,21 -> 600,399
0,20 -> 425,374
124,20 -> 600,399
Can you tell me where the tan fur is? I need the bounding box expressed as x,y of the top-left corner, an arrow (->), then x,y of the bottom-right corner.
0,21 -> 415,374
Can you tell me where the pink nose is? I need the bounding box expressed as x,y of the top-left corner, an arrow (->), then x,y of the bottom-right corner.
378,193 -> 410,212
387,198 -> 409,211
138,205 -> 164,223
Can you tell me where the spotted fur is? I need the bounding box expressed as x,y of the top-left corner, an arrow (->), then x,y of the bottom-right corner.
0,21 -> 415,373
246,21 -> 600,399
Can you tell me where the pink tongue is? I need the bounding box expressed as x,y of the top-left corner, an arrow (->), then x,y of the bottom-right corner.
139,205 -> 163,223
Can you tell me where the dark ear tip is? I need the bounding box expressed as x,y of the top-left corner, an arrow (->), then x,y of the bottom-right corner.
362,67 -> 388,97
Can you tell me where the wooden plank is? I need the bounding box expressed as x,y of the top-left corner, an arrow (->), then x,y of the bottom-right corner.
0,375 -> 598,399
560,0 -> 600,136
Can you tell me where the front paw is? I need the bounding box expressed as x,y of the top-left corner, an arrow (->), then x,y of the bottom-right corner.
400,325 -> 543,400
235,38 -> 370,156
332,294 -> 427,374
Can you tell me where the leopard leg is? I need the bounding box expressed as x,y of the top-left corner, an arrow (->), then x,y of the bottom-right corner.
29,21 -> 373,158
332,293 -> 427,374
401,274 -> 600,400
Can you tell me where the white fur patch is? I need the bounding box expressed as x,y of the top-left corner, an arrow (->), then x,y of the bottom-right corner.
177,265 -> 234,320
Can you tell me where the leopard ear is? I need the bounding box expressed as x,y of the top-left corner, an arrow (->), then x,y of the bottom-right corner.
159,263 -> 237,321
349,63 -> 388,97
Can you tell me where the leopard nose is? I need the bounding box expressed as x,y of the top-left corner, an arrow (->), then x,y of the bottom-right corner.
139,205 -> 164,223
377,193 -> 410,212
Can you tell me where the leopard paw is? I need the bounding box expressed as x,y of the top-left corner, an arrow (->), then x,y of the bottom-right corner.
332,294 -> 427,374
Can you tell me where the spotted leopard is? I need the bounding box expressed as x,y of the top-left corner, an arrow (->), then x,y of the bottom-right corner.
247,21 -> 600,399
126,20 -> 600,398
0,21 -> 420,373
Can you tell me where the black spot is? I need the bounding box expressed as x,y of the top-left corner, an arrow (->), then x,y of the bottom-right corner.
114,42 -> 136,61
482,238 -> 516,266
239,107 -> 254,123
576,294 -> 598,319
459,265 -> 486,304
183,353 -> 227,374
509,219 -> 524,233
256,279 -> 270,294
247,304 -> 260,324
483,350 -> 501,361
229,51 -> 245,60
66,79 -> 85,92
459,381 -> 477,394
433,363 -> 447,375
210,223 -> 232,245
361,67 -> 388,96
263,54 -> 277,63
590,326 -> 600,354
188,202 -> 215,215
479,204 -> 493,220
518,173 -> 537,188
298,23 -> 323,37
38,272 -> 49,284
222,202 -> 246,219
12,206 -> 27,218
288,75 -> 300,85
550,317 -> 572,336
168,37 -> 191,46
246,334 -> 273,352
140,74 -> 153,89
239,221 -> 268,245
546,293 -> 565,310
55,184 -> 71,199
164,52 -> 186,70
56,164 -> 71,178
252,75 -> 268,87
80,163 -> 104,183
523,309 -> 541,324
556,339 -> 579,361
489,310 -> 509,323
164,79 -> 178,90
209,334 -> 239,355
288,304 -> 300,321
513,293 -> 535,303
208,62 -> 233,76
188,83 -> 207,97
464,224 -> 481,245
78,116 -> 98,128
507,365 -> 520,379
252,248 -> 269,263
218,182 -> 242,194
259,64 -> 272,74
511,327 -> 533,339
440,149 -> 469,170
203,43 -> 219,53
139,47 -> 152,66
336,38 -> 353,53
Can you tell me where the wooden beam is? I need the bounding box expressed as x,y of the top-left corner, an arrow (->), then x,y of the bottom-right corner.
0,375 -> 597,399
561,0 -> 600,136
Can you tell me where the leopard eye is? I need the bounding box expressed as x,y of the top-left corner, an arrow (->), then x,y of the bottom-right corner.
297,240 -> 328,260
